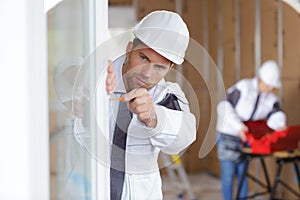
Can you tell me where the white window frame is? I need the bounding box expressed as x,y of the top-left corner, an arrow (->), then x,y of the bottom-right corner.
0,0 -> 48,199
88,0 -> 110,200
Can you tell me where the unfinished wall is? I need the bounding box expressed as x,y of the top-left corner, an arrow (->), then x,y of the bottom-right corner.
135,2 -> 300,197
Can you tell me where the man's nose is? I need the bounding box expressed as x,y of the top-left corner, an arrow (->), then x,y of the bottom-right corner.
141,64 -> 154,77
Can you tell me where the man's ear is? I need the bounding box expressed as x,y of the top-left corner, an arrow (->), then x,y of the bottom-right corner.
126,41 -> 133,57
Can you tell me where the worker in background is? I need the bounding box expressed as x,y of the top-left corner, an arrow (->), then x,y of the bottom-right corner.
104,10 -> 196,200
216,60 -> 286,200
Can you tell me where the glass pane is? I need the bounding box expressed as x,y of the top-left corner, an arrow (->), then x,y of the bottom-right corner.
48,0 -> 95,199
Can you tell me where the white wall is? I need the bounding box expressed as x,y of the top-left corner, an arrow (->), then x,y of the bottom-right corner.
0,1 -> 49,200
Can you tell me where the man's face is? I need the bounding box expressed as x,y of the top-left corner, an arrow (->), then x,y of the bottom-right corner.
122,42 -> 172,91
259,79 -> 275,94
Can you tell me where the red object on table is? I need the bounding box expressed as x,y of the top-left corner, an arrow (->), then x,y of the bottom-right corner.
244,121 -> 300,154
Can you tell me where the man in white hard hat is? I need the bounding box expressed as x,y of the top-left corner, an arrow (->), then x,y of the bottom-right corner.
216,60 -> 286,200
105,10 -> 196,200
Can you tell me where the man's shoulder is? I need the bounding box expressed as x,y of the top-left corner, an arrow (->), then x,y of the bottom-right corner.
157,81 -> 182,94
156,81 -> 188,104
235,78 -> 256,90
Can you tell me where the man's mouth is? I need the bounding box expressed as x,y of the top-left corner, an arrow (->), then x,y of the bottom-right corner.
135,76 -> 147,87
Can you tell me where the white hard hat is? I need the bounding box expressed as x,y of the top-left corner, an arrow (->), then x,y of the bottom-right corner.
259,60 -> 281,88
133,10 -> 190,65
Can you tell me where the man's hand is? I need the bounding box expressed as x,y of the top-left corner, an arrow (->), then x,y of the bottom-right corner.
276,126 -> 287,131
123,88 -> 157,128
106,63 -> 116,94
238,125 -> 249,142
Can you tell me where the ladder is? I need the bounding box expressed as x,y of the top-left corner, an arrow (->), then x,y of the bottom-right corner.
162,153 -> 197,200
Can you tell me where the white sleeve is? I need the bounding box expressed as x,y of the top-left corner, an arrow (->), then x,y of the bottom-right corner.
127,101 -> 196,155
216,100 -> 244,135
267,111 -> 286,130
150,104 -> 196,154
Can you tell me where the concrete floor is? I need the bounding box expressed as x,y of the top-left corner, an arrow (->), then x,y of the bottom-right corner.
162,173 -> 222,200
162,173 -> 274,200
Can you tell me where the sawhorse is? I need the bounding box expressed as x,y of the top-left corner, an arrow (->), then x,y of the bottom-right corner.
271,151 -> 300,200
236,149 -> 272,200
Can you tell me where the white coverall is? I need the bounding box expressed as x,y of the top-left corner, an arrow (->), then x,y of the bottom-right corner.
217,77 -> 286,137
216,77 -> 286,200
109,56 -> 196,200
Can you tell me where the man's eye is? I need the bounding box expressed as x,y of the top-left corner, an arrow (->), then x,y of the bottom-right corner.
140,54 -> 148,61
155,65 -> 167,71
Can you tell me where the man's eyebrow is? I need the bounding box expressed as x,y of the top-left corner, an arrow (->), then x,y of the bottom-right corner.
139,52 -> 150,61
154,64 -> 168,69
138,51 -> 169,69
